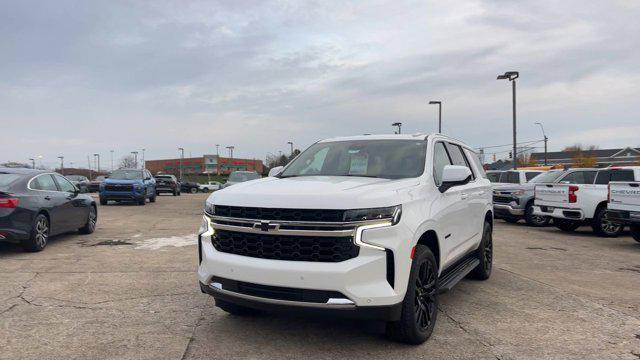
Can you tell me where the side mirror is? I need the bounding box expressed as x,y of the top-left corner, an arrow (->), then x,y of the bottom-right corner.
439,165 -> 472,193
268,166 -> 284,177
145,177 -> 152,181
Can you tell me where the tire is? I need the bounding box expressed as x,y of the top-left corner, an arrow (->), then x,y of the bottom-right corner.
555,219 -> 581,232
178,191 -> 181,196
385,245 -> 438,344
591,207 -> 623,237
150,192 -> 156,203
524,203 -> 550,227
138,195 -> 146,206
79,205 -> 97,234
215,299 -> 262,316
173,189 -> 178,196
503,217 -> 519,224
100,197 -> 108,205
22,214 -> 49,252
190,187 -> 198,194
201,188 -> 210,193
469,221 -> 493,280
631,225 -> 640,243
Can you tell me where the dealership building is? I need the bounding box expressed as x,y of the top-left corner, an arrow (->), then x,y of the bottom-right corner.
145,155 -> 264,176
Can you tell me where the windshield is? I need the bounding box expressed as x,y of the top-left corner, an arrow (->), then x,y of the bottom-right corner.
109,170 -> 143,180
0,173 -> 22,188
66,175 -> 85,181
487,172 -> 502,183
528,171 -> 564,183
95,176 -> 106,181
280,140 -> 427,179
228,172 -> 260,182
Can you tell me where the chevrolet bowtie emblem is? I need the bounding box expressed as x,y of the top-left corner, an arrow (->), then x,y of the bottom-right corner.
254,221 -> 278,232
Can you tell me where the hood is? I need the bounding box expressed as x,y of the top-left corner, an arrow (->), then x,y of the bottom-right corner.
104,178 -> 143,185
209,176 -> 420,209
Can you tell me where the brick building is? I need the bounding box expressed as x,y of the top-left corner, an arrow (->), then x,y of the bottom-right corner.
145,155 -> 264,176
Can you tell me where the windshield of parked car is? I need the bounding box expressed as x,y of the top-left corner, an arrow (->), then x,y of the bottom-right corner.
0,173 -> 22,188
528,171 -> 564,183
95,176 -> 106,181
109,170 -> 143,180
487,172 -> 502,183
228,172 -> 260,182
280,140 -> 428,179
66,175 -> 85,181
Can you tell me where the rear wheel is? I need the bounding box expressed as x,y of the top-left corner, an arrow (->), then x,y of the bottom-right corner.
386,245 -> 438,344
79,206 -> 97,234
190,187 -> 198,194
631,225 -> 640,243
591,207 -> 623,237
555,219 -> 581,232
215,299 -> 262,316
524,203 -> 549,227
469,221 -> 492,280
22,214 -> 49,252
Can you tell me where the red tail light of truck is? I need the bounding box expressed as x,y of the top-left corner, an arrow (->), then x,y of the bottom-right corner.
568,185 -> 579,203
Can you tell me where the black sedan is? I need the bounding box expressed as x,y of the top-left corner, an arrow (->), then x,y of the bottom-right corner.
0,168 -> 97,252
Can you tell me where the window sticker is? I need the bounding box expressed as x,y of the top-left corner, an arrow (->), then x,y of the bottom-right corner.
349,154 -> 369,175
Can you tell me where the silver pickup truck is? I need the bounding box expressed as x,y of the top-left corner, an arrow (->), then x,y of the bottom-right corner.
493,168 -> 598,226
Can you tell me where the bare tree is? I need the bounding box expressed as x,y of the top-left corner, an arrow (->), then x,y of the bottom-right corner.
119,155 -> 137,169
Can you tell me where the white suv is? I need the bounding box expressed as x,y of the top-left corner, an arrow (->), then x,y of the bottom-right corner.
198,134 -> 493,344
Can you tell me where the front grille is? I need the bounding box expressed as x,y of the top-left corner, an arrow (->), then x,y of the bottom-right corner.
214,206 -> 345,222
493,195 -> 513,204
212,230 -> 359,262
105,184 -> 134,192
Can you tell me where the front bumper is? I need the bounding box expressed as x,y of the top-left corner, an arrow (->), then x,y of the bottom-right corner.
606,210 -> 640,226
493,203 -> 525,217
100,190 -> 145,200
532,206 -> 585,221
156,186 -> 176,193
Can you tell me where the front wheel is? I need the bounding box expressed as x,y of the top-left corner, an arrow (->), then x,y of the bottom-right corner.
555,219 -> 581,232
591,207 -> 623,237
79,206 -> 97,234
386,245 -> 438,344
630,225 -> 640,243
150,193 -> 156,203
138,195 -> 146,206
190,187 -> 198,194
524,204 -> 550,227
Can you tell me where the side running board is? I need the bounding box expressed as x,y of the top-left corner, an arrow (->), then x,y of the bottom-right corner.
438,257 -> 480,293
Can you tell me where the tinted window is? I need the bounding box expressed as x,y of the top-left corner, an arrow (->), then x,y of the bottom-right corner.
610,170 -> 635,182
529,171 -> 564,183
55,175 -> 76,192
445,143 -> 474,179
0,174 -> 21,188
500,171 -> 520,184
433,142 -> 452,185
595,170 -> 610,185
32,174 -> 58,191
525,172 -> 540,181
487,172 -> 502,183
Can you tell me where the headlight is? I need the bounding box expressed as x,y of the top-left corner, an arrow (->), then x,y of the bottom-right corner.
513,190 -> 525,196
204,201 -> 215,216
343,205 -> 402,224
134,183 -> 143,190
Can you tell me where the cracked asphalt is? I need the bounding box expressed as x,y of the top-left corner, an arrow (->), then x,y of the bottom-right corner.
1,193 -> 639,359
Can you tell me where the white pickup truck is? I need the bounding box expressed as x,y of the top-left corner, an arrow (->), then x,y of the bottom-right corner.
198,133 -> 493,344
607,180 -> 640,242
533,167 -> 640,237
199,181 -> 222,192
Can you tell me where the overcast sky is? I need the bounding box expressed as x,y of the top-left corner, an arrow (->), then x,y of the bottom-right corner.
2,0 -> 639,168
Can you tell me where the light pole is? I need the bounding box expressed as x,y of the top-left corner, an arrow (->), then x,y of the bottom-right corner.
93,154 -> 100,172
29,158 -> 35,169
497,71 -> 520,169
226,146 -> 234,159
110,150 -> 114,171
392,122 -> 402,134
287,141 -> 293,156
142,148 -> 146,169
535,122 -> 548,166
57,156 -> 64,174
428,100 -> 442,133
178,147 -> 184,181
215,144 -> 220,175
131,151 -> 138,169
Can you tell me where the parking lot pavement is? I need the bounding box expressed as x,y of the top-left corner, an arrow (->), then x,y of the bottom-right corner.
1,194 -> 639,360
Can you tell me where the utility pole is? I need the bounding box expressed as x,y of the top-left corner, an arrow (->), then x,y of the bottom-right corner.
497,71 -> 520,169
110,150 -> 114,171
57,156 -> 64,174
93,154 -> 100,172
428,101 -> 442,133
87,155 -> 92,180
178,147 -> 184,181
131,151 -> 138,169
226,146 -> 234,159
392,122 -> 402,134
29,158 -> 35,169
142,149 -> 146,169
287,141 -> 294,156
535,122 -> 548,166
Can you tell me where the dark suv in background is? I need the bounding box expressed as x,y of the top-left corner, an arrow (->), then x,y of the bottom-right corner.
155,174 -> 180,196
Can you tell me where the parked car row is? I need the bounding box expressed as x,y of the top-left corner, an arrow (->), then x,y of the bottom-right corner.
492,166 -> 640,241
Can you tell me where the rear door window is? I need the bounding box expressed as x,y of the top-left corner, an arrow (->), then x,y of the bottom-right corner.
610,170 -> 635,182
32,174 -> 59,191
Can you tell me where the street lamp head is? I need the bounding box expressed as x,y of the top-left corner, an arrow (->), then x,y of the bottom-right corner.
428,101 -> 441,105
392,122 -> 402,126
497,71 -> 519,81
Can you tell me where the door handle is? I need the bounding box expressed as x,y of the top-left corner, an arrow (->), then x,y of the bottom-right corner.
461,193 -> 469,200
44,196 -> 51,200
